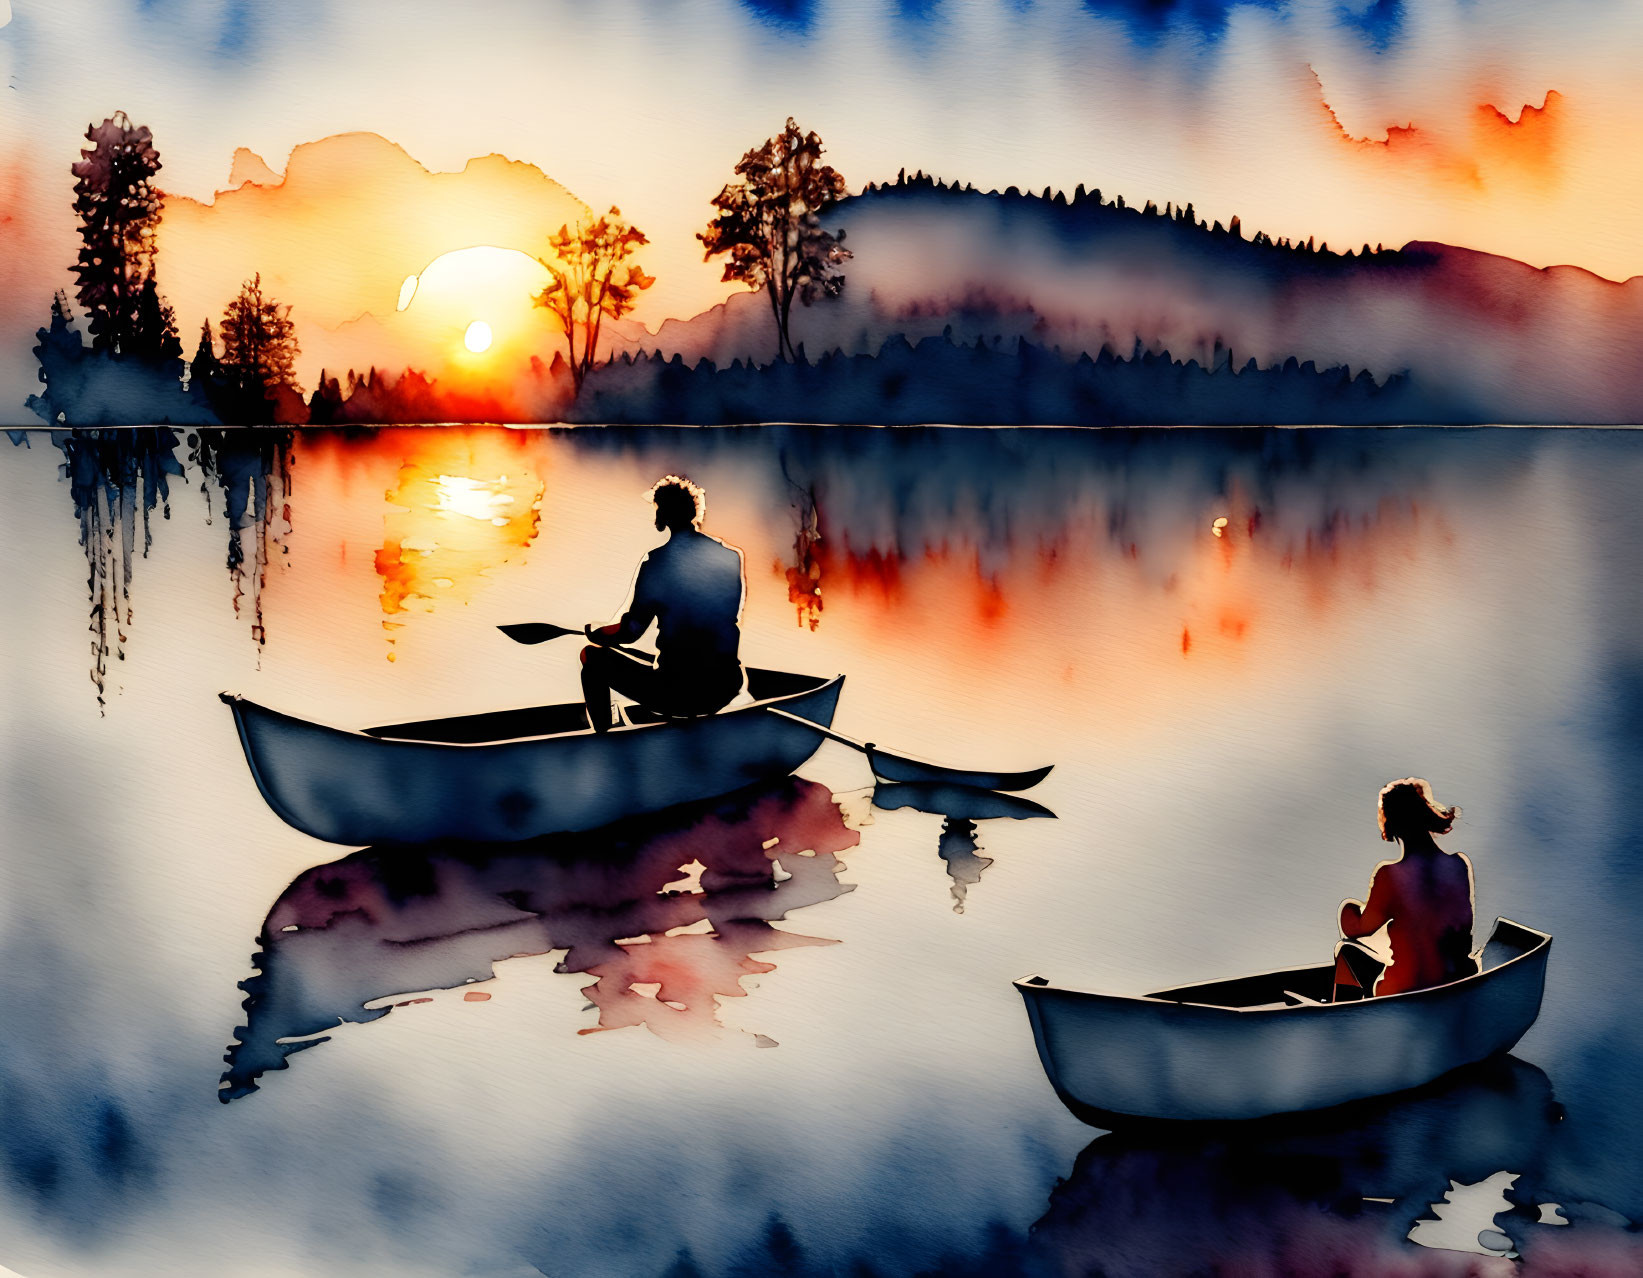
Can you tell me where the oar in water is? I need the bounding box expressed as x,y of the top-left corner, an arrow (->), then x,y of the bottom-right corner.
763,708 -> 1052,792
499,622 -> 1055,792
870,780 -> 1057,821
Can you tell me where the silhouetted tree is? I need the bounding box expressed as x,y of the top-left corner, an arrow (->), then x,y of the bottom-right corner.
190,320 -> 220,393
129,270 -> 183,365
71,112 -> 165,356
306,370 -> 344,424
29,116 -> 192,425
26,293 -> 87,426
700,118 -> 851,363
29,289 -> 216,427
218,275 -> 300,422
532,208 -> 654,393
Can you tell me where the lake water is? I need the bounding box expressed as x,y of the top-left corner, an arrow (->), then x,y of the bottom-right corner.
1,426 -> 1640,1277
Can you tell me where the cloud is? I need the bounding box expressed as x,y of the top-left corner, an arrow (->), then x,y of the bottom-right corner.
157,132 -> 589,386
1315,70 -> 1565,192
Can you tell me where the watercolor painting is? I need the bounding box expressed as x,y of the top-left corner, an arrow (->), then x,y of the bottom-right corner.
3,3 -> 1642,1277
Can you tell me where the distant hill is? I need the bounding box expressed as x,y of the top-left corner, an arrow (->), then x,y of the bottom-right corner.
612,178 -> 1643,423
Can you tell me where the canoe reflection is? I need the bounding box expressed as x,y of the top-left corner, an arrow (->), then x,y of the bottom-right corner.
1032,1056 -> 1571,1276
220,775 -> 859,1101
872,781 -> 1055,913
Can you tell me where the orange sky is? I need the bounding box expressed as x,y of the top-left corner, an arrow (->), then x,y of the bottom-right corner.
103,84 -> 1630,405
157,133 -> 592,390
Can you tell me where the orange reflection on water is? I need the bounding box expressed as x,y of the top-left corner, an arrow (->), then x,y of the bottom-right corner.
783,488 -> 825,631
758,482 -> 1445,746
576,780 -> 860,1044
221,777 -> 864,1100
374,432 -> 545,657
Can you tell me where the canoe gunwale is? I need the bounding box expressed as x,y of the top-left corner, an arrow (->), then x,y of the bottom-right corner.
1014,917 -> 1551,1017
217,670 -> 845,751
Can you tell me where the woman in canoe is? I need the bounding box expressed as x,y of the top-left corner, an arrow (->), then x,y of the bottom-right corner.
1333,778 -> 1476,999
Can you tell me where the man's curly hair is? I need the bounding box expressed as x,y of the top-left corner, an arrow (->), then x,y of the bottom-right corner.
649,474 -> 705,530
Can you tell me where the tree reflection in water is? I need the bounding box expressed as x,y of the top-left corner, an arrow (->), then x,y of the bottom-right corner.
187,428 -> 295,650
41,428 -> 182,709
221,775 -> 858,1101
16,426 -> 296,700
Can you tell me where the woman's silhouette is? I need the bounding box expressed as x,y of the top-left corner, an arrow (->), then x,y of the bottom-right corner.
1335,778 -> 1476,998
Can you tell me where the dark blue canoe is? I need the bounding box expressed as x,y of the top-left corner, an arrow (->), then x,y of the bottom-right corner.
221,668 -> 843,846
1016,917 -> 1550,1124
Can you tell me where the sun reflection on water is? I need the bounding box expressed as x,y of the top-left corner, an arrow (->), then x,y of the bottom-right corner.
374,436 -> 545,658
433,473 -> 516,524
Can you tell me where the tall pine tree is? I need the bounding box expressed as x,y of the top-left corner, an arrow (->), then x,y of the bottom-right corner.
190,319 -> 221,397
130,270 -> 183,366
71,113 -> 165,357
218,275 -> 300,423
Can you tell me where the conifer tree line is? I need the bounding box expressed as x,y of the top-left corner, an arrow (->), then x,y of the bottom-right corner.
861,169 -> 1392,262
29,113 -> 303,426
53,113 -> 304,424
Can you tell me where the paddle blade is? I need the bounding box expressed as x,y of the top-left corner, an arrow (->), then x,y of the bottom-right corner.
498,622 -> 580,646
867,747 -> 1053,792
872,782 -> 1055,821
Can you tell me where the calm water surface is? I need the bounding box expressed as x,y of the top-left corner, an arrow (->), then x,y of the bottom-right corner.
1,426 -> 1640,1277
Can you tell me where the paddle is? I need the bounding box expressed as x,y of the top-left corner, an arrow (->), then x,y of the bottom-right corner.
497,622 -> 585,645
764,709 -> 1053,792
499,622 -> 1054,792
499,622 -> 654,663
870,781 -> 1056,821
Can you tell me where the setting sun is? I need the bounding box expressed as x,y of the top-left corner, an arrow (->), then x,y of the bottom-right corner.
383,245 -> 556,374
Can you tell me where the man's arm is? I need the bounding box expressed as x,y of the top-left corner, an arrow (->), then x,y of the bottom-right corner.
588,555 -> 657,646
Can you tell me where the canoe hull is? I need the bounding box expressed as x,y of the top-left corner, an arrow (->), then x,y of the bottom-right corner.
1016,918 -> 1550,1125
223,672 -> 844,846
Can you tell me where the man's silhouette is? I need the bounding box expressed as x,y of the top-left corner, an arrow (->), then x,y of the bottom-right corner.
581,476 -> 745,732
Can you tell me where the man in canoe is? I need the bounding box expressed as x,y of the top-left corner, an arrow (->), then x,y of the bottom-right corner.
1333,777 -> 1477,999
580,475 -> 746,732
